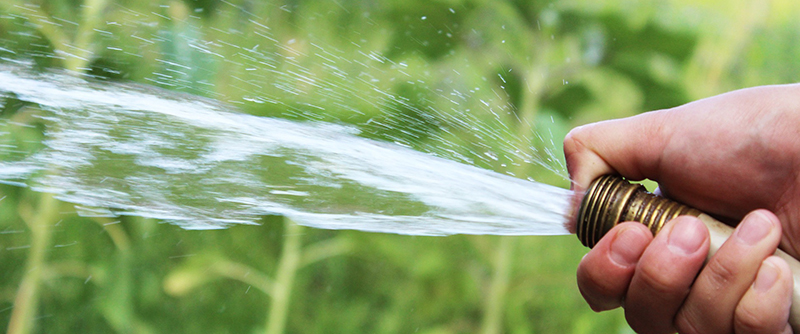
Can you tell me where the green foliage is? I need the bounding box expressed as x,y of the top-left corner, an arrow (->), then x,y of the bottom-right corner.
1,0 -> 799,333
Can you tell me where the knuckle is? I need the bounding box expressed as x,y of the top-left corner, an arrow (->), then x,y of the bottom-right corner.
637,260 -> 684,296
734,306 -> 771,334
703,256 -> 740,288
577,252 -> 614,290
674,308 -> 705,334
563,125 -> 585,142
625,309 -> 676,334
563,126 -> 589,152
577,268 -> 619,306
576,257 -> 626,311
581,269 -> 614,292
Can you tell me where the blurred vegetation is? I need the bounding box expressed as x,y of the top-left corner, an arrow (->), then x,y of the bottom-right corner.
1,0 -> 800,333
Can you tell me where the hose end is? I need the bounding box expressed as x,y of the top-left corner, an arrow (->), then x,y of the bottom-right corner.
576,175 -> 701,248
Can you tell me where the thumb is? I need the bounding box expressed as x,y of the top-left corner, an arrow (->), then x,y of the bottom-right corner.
563,110 -> 673,193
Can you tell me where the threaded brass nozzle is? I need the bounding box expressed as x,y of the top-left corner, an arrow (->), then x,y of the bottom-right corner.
576,175 -> 702,248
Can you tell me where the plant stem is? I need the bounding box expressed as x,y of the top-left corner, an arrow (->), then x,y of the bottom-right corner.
480,237 -> 515,334
265,218 -> 303,334
213,260 -> 274,296
479,59 -> 549,334
63,0 -> 111,72
6,193 -> 59,334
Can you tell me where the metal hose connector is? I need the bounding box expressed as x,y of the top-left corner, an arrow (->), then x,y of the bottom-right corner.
576,175 -> 702,248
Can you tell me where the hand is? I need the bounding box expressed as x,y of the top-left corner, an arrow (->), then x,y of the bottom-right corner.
564,84 -> 800,333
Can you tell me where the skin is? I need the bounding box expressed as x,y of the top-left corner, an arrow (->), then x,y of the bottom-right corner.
563,84 -> 800,334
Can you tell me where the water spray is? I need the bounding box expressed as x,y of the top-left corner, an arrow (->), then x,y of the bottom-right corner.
5,65 -> 800,331
576,175 -> 800,330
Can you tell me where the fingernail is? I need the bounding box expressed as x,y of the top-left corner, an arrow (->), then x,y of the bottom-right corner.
736,211 -> 774,245
754,258 -> 780,293
667,218 -> 706,255
609,226 -> 645,267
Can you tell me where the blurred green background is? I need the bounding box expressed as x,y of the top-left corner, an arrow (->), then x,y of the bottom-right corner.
1,0 -> 800,333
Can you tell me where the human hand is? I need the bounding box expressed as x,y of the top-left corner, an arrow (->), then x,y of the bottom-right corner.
564,85 -> 800,333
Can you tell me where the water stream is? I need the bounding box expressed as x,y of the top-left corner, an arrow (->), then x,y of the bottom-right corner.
0,63 -> 571,235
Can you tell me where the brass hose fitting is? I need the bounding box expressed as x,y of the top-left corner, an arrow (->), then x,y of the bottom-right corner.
576,174 -> 701,248
575,174 -> 800,331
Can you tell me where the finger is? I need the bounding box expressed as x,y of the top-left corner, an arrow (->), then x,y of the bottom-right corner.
624,216 -> 709,334
563,110 -> 673,193
576,222 -> 652,311
734,256 -> 793,334
675,210 -> 782,334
